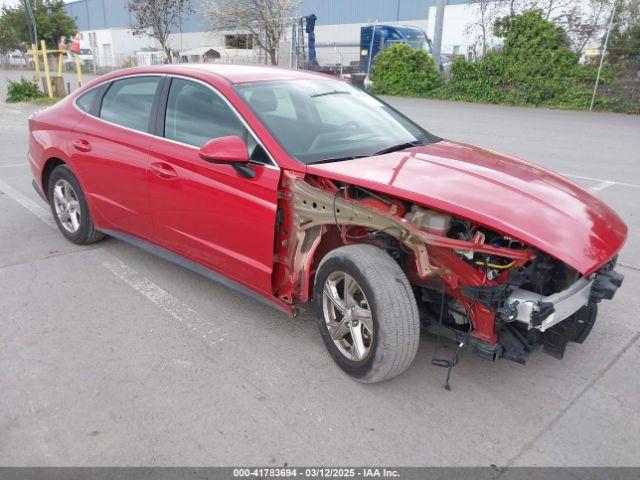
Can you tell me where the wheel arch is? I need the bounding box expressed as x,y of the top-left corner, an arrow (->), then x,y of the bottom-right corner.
304,226 -> 349,302
41,157 -> 67,200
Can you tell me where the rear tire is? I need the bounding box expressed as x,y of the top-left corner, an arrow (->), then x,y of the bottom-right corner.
48,165 -> 104,245
314,244 -> 420,383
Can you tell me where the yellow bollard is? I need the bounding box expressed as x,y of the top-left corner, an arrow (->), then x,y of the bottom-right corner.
58,52 -> 64,76
74,53 -> 84,87
40,40 -> 54,98
32,43 -> 40,87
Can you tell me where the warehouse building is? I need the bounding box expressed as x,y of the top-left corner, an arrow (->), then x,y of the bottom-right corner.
63,0 -> 479,68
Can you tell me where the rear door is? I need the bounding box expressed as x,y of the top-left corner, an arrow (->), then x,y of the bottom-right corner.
70,75 -> 162,240
147,77 -> 280,295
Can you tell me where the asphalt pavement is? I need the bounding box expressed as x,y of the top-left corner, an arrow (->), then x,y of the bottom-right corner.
1,69 -> 639,466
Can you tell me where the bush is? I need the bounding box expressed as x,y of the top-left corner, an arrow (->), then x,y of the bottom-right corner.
371,10 -> 636,113
439,10 -> 600,109
6,77 -> 41,102
370,44 -> 440,96
432,54 -> 506,103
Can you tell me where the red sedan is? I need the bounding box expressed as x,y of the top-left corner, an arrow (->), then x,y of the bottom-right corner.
28,65 -> 626,382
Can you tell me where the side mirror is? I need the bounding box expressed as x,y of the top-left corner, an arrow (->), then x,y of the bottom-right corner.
199,135 -> 249,164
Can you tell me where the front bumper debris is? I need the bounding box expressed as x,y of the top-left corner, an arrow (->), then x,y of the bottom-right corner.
507,278 -> 593,332
498,268 -> 623,363
505,269 -> 623,332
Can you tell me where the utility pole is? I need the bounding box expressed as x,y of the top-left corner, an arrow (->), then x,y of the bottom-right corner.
432,0 -> 446,65
21,0 -> 38,45
590,0 -> 618,112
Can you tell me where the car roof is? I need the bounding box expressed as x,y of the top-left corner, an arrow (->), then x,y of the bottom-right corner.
119,64 -> 339,84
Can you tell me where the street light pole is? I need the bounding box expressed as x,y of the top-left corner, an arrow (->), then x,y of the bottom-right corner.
432,0 -> 446,64
21,0 -> 38,45
590,0 -> 618,112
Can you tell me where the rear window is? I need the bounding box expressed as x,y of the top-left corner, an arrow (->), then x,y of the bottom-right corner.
76,88 -> 99,113
100,76 -> 161,132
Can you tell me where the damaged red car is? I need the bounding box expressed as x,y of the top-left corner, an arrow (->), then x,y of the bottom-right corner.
29,65 -> 627,383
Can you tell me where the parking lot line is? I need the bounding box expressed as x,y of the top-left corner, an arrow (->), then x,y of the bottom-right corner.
0,163 -> 28,168
0,176 -> 222,344
589,180 -> 616,192
103,257 -> 225,345
0,178 -> 55,227
562,173 -> 640,190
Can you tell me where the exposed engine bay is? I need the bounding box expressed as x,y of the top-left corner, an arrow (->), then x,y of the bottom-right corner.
272,172 -> 624,365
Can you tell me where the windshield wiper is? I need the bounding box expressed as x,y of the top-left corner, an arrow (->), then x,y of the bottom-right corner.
310,90 -> 351,98
309,155 -> 367,165
372,141 -> 425,156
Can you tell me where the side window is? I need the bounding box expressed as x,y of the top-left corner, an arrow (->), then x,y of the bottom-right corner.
164,78 -> 245,147
76,88 -> 99,113
246,135 -> 271,165
100,76 -> 161,132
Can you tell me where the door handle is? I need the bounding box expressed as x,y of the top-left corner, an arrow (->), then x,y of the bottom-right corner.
72,139 -> 92,152
150,162 -> 178,180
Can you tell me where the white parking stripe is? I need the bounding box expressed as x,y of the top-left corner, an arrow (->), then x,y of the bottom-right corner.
0,178 -> 55,227
0,176 -> 219,344
562,173 -> 640,190
103,258 -> 225,345
0,163 -> 28,168
589,180 -> 616,193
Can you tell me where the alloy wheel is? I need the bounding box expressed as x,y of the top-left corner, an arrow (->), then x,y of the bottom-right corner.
52,179 -> 81,233
322,271 -> 374,362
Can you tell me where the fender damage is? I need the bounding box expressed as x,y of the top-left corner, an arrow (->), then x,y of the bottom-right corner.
272,141 -> 627,365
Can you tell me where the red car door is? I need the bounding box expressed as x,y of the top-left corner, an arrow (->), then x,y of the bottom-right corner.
147,77 -> 280,295
69,75 -> 162,241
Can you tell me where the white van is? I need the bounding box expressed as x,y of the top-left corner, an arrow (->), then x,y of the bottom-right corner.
7,51 -> 27,67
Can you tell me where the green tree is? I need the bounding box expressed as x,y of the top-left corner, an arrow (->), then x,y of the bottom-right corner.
608,0 -> 640,71
598,0 -> 640,111
492,9 -> 589,105
370,44 -> 440,96
0,6 -> 27,53
0,0 -> 76,50
441,10 -> 601,108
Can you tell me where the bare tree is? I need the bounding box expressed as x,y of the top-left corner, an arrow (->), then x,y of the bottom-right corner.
465,0 -> 614,56
127,0 -> 193,63
478,0 -> 491,55
465,0 -> 494,56
205,0 -> 300,65
563,0 -> 612,53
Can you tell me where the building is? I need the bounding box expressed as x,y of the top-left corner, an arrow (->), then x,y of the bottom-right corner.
63,0 -> 598,69
63,0 -> 483,68
298,0 -> 476,66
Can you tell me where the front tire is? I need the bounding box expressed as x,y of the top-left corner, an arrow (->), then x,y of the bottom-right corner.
314,244 -> 420,383
48,165 -> 104,245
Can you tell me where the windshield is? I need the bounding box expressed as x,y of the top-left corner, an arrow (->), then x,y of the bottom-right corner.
409,40 -> 432,53
234,79 -> 439,164
397,28 -> 432,53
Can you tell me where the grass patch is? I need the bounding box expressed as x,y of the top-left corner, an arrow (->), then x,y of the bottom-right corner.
29,96 -> 63,106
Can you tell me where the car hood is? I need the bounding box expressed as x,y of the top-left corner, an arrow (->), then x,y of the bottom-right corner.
307,140 -> 627,275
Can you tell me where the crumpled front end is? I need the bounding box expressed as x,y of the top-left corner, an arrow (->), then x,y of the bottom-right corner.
272,170 -> 626,365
